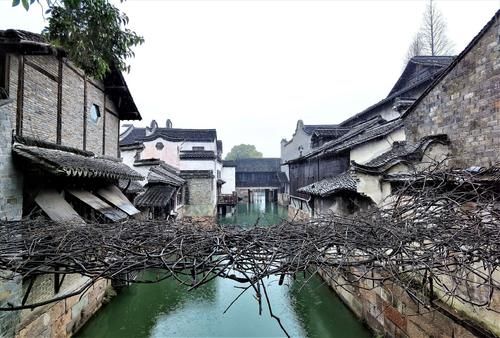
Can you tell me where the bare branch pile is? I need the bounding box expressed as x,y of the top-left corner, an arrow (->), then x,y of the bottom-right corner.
0,166 -> 498,317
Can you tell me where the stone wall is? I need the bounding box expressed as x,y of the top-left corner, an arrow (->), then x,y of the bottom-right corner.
16,278 -> 110,338
319,268 -> 498,338
0,271 -> 22,338
403,16 -> 500,167
184,178 -> 216,217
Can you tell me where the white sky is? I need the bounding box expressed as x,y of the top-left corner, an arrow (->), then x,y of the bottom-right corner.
0,0 -> 498,157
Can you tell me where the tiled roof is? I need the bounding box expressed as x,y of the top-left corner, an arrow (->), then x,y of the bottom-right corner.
179,150 -> 217,160
13,144 -> 143,180
223,160 -> 237,167
287,117 -> 402,163
180,170 -> 215,179
312,128 -> 350,138
339,56 -> 454,128
353,135 -> 450,173
147,165 -> 185,187
120,126 -> 217,146
303,124 -> 339,135
234,158 -> 281,172
387,56 -> 455,97
134,185 -> 176,208
297,172 -> 357,197
118,180 -> 145,194
236,172 -> 284,188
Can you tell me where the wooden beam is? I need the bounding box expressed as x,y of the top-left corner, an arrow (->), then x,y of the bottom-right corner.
15,55 -> 24,136
102,94 -> 106,155
56,58 -> 63,144
25,60 -> 58,82
83,76 -> 87,150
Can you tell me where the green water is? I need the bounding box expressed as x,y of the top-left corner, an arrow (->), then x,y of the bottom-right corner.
77,195 -> 372,338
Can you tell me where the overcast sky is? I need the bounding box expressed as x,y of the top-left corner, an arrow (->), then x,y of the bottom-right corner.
1,0 -> 498,157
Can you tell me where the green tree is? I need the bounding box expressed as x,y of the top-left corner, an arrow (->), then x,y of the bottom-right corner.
225,144 -> 263,160
12,0 -> 144,80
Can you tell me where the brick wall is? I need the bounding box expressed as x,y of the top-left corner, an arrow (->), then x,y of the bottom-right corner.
104,98 -> 119,157
61,64 -> 85,149
404,17 -> 500,167
6,54 -> 121,155
85,81 -> 105,155
22,57 -> 58,142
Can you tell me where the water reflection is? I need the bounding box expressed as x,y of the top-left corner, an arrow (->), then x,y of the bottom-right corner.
76,198 -> 371,338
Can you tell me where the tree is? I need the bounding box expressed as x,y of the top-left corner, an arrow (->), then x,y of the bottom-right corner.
12,0 -> 144,80
225,144 -> 263,160
405,0 -> 453,62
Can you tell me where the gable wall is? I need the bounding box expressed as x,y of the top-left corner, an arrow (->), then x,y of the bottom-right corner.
404,18 -> 500,167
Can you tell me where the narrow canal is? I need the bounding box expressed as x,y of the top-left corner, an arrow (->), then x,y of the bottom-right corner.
77,193 -> 372,338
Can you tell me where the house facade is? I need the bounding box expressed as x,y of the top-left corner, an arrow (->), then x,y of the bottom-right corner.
120,120 -> 227,221
234,158 -> 287,203
0,29 -> 142,337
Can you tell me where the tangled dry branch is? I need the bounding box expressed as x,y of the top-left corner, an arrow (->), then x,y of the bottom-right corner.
0,166 -> 499,334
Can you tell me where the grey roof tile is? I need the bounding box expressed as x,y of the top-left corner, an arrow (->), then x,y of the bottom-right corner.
298,172 -> 356,197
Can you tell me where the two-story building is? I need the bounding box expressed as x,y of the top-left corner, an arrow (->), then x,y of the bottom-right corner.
119,119 -> 227,222
0,29 -> 142,337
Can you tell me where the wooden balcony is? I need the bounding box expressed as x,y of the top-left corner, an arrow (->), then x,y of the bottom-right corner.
217,193 -> 238,206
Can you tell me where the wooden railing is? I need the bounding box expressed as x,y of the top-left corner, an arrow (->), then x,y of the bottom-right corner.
289,194 -> 312,216
217,193 -> 238,205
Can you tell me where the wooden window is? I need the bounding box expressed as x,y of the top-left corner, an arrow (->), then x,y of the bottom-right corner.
0,53 -> 8,98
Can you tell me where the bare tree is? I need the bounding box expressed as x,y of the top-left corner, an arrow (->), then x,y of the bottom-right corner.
405,0 -> 454,62
405,32 -> 424,64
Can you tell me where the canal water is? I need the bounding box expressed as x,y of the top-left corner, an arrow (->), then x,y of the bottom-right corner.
76,193 -> 372,338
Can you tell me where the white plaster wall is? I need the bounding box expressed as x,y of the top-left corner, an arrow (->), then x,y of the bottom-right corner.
355,172 -> 391,206
350,128 -> 406,165
180,160 -> 215,172
142,137 -> 181,169
221,167 -> 236,194
180,141 -> 216,152
281,122 -> 313,164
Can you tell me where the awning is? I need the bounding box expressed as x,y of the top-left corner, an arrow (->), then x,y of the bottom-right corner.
297,172 -> 357,197
67,189 -> 128,222
96,185 -> 140,216
35,189 -> 85,224
13,143 -> 143,181
118,179 -> 145,194
134,185 -> 176,208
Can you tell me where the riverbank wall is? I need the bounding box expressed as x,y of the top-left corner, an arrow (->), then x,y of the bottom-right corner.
318,269 -> 500,338
10,277 -> 110,338
286,209 -> 498,337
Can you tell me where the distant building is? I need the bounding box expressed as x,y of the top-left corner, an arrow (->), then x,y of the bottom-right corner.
233,158 -> 288,202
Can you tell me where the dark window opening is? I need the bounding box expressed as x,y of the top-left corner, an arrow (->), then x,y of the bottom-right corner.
155,142 -> 164,150
0,53 -> 8,99
90,104 -> 101,123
